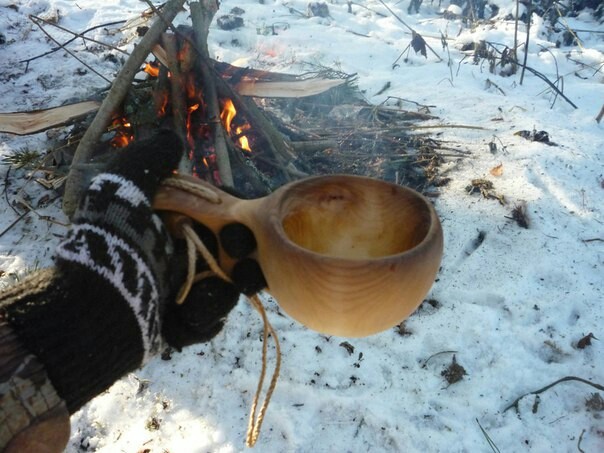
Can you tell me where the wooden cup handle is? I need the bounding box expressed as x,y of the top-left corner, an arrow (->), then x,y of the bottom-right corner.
153,175 -> 248,232
153,175 -> 265,274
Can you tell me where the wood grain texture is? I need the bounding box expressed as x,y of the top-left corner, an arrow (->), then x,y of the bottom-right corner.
154,174 -> 443,337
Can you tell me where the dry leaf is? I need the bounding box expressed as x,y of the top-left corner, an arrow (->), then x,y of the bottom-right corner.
490,163 -> 503,176
411,32 -> 427,58
441,355 -> 466,386
511,202 -> 529,229
577,332 -> 598,349
339,341 -> 355,355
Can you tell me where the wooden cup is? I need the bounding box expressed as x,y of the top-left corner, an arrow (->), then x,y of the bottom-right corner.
154,174 -> 443,337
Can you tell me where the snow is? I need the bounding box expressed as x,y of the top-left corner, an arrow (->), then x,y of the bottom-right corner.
1,0 -> 603,452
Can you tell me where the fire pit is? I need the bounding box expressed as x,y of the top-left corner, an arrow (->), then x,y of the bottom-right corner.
59,0 -> 442,218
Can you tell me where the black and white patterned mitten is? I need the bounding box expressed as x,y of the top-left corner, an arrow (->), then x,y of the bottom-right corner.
2,130 -> 184,412
2,130 -> 266,415
56,130 -> 180,361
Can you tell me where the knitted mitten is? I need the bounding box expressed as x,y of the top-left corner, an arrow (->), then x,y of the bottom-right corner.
1,130 -> 267,416
2,130 -> 183,413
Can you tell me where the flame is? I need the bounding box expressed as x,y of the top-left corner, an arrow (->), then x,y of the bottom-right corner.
220,99 -> 237,134
185,103 -> 201,149
143,62 -> 160,78
110,117 -> 133,148
185,73 -> 197,102
115,54 -> 254,178
158,93 -> 169,117
235,124 -> 252,152
220,99 -> 252,151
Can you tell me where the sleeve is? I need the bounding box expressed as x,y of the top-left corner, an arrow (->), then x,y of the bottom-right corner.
0,311 -> 69,453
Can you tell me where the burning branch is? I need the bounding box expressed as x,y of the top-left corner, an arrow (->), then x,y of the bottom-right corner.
63,0 -> 187,217
190,0 -> 234,187
162,32 -> 190,174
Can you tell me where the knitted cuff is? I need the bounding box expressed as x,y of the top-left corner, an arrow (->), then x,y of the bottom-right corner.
1,268 -> 145,413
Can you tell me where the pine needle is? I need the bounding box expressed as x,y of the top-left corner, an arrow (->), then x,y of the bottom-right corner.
2,149 -> 41,169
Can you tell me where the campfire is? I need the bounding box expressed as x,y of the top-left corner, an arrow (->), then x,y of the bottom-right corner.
102,12 -> 312,197
0,0 -> 445,218
49,0 -> 444,216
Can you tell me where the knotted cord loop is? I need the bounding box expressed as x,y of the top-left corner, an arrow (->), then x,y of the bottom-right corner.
165,177 -> 280,447
162,176 -> 222,204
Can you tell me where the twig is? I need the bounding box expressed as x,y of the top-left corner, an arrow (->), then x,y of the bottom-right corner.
409,124 -> 487,131
421,350 -> 457,369
566,57 -> 604,76
3,166 -> 20,216
141,0 -> 179,35
520,63 -> 577,109
503,376 -> 604,414
571,28 -> 604,34
0,211 -> 29,239
62,0 -> 187,216
489,42 -> 578,109
476,419 -> 501,453
377,0 -> 412,33
346,29 -> 370,38
382,96 -> 436,110
190,0 -> 234,187
519,0 -> 532,85
22,17 -> 128,68
596,103 -> 604,123
291,140 -> 338,153
555,5 -> 585,51
29,15 -> 112,84
350,2 -> 387,17
377,0 -> 441,61
513,0 -> 520,63
392,42 -> 412,67
536,45 -> 564,108
485,78 -> 506,96
16,197 -> 69,228
577,429 -> 586,453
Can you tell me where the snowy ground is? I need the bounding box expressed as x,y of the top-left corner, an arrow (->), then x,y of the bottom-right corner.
1,0 -> 603,452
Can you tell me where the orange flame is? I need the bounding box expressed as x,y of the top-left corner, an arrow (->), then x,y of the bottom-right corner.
158,93 -> 169,117
220,99 -> 237,134
143,62 -> 160,78
235,124 -> 252,152
110,117 -> 133,148
220,99 -> 252,152
185,73 -> 198,102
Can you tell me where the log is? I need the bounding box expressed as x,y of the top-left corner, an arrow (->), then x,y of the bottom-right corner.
291,140 -> 338,153
190,0 -> 234,187
153,48 -> 346,98
235,79 -> 346,98
63,0 -> 187,217
0,101 -> 100,135
161,32 -> 191,175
